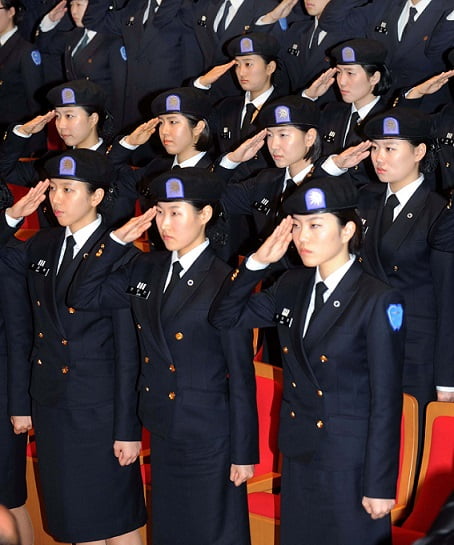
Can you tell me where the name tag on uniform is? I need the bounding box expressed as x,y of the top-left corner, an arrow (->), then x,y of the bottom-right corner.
253,198 -> 271,215
273,307 -> 293,327
126,282 -> 150,299
30,260 -> 50,276
221,127 -> 231,139
287,43 -> 300,56
440,133 -> 454,147
374,21 -> 388,34
323,130 -> 336,143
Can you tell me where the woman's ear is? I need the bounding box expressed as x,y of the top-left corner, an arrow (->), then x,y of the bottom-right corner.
91,187 -> 105,208
199,204 -> 213,225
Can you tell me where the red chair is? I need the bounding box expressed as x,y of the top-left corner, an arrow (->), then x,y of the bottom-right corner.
392,401 -> 454,545
247,361 -> 283,545
392,393 -> 419,523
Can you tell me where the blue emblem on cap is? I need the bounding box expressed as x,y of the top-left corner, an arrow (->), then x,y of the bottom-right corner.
274,106 -> 291,124
383,117 -> 400,136
120,46 -> 127,61
341,46 -> 356,63
305,188 -> 326,210
240,37 -> 254,53
59,156 -> 76,177
166,95 -> 181,112
31,50 -> 41,66
387,304 -> 403,331
61,88 -> 76,105
165,178 -> 184,199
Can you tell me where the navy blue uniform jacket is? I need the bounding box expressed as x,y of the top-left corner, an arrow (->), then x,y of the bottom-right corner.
359,182 -> 454,403
210,260 -> 404,498
1,224 -> 142,441
68,238 -> 258,463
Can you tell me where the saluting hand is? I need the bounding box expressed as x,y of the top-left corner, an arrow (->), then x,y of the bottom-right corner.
123,118 -> 160,147
113,441 -> 142,466
253,215 -> 293,265
304,67 -> 337,100
199,60 -> 236,87
260,0 -> 299,24
333,140 -> 372,170
227,129 -> 267,164
17,111 -> 56,136
10,416 -> 32,435
230,464 -> 254,486
406,69 -> 454,100
113,207 -> 157,244
48,0 -> 68,23
6,180 -> 50,220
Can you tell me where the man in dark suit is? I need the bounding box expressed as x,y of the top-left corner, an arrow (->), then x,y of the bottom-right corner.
210,176 -> 404,545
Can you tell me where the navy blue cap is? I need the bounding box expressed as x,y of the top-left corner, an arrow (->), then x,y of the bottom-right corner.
44,149 -> 114,189
283,175 -> 358,215
363,107 -> 432,140
146,168 -> 225,203
257,96 -> 320,129
331,38 -> 387,65
226,32 -> 280,59
47,80 -> 106,109
151,88 -> 212,119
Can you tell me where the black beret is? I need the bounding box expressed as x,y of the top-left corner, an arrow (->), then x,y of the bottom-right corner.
283,175 -> 358,215
363,107 -> 432,140
151,88 -> 212,119
226,32 -> 280,59
257,96 -> 320,129
44,149 -> 114,189
46,80 -> 106,109
146,168 -> 225,203
331,38 -> 387,65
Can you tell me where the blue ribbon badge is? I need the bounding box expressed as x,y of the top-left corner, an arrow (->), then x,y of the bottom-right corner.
165,178 -> 185,199
31,50 -> 42,66
341,46 -> 356,63
120,46 -> 127,61
166,95 -> 181,112
59,156 -> 76,177
240,37 -> 254,53
274,105 -> 291,124
383,117 -> 399,136
387,304 -> 403,331
305,188 -> 326,211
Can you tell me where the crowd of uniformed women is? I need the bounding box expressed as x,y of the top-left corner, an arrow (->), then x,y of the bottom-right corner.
0,0 -> 453,544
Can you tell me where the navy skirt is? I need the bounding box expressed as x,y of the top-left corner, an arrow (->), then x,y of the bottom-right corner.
33,401 -> 147,543
151,434 -> 251,545
0,401 -> 27,508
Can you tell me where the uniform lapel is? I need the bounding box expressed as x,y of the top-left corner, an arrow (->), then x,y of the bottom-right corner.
160,247 -> 215,324
380,183 -> 429,258
360,186 -> 388,283
303,262 -> 362,355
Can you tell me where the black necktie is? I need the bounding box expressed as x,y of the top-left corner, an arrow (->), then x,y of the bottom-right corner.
344,111 -> 360,147
58,235 -> 75,277
401,6 -> 417,40
240,103 -> 257,139
73,31 -> 89,56
380,194 -> 399,236
162,260 -> 183,306
309,22 -> 321,49
307,281 -> 327,330
281,179 -> 297,202
216,0 -> 232,36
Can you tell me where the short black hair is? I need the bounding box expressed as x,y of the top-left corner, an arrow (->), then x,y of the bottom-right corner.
184,114 -> 212,152
331,208 -> 363,255
362,63 -> 392,96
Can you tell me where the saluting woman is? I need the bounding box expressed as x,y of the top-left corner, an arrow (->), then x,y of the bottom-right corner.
210,175 -> 404,545
2,149 -> 146,545
67,167 -> 258,545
